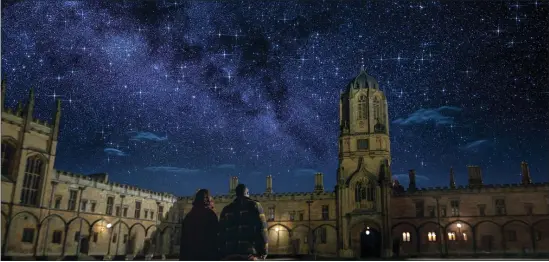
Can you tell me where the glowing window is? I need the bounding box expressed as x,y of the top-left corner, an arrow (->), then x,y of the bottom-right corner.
462,233 -> 468,241
402,232 -> 411,242
428,232 -> 437,242
448,232 -> 456,241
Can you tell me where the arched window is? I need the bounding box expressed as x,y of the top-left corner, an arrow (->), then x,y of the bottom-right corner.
357,95 -> 367,120
366,183 -> 376,201
20,155 -> 44,206
1,141 -> 16,177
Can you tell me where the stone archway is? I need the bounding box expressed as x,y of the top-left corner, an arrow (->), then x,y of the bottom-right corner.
349,220 -> 382,258
474,220 -> 502,254
532,219 -> 549,254
291,225 -> 309,255
89,219 -> 113,256
502,220 -> 532,254
392,222 -> 418,256
445,220 -> 474,256
65,217 -> 91,256
128,223 -> 147,256
268,224 -> 291,255
5,211 -> 40,256
37,214 -> 67,256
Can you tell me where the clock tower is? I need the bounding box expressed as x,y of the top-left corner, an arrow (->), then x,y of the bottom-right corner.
336,69 -> 393,258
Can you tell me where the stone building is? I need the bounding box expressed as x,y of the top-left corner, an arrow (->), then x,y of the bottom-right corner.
1,70 -> 548,259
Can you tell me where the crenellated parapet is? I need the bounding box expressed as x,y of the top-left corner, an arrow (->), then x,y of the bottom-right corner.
393,182 -> 549,197
53,169 -> 178,202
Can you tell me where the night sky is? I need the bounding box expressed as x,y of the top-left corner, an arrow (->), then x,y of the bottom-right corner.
2,1 -> 548,196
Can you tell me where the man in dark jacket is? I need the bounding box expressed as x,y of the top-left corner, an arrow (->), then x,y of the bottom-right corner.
219,184 -> 268,260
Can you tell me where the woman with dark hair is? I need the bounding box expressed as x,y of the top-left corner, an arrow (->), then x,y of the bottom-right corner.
179,189 -> 219,260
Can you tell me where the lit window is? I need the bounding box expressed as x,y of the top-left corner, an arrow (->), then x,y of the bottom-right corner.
448,232 -> 456,241
462,233 -> 468,241
428,232 -> 437,242
402,232 -> 410,242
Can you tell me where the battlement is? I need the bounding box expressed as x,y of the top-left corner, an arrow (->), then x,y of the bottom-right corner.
54,170 -> 178,202
2,110 -> 52,133
393,182 -> 549,197
179,191 -> 336,203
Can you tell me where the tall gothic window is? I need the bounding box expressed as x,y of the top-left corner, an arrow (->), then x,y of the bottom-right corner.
20,155 -> 44,206
355,181 -> 376,202
1,141 -> 16,177
373,97 -> 381,121
366,183 -> 376,201
355,182 -> 365,202
357,95 -> 368,120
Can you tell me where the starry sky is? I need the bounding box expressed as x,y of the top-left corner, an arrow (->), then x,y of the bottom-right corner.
2,1 -> 548,196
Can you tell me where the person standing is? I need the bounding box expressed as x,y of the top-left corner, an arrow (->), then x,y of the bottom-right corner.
219,184 -> 268,260
179,189 -> 219,260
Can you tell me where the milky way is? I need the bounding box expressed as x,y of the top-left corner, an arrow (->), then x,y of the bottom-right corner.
2,1 -> 548,196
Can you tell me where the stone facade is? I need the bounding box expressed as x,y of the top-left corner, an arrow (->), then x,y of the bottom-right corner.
1,73 -> 548,259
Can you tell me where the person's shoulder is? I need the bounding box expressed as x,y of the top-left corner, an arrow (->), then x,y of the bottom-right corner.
246,198 -> 264,210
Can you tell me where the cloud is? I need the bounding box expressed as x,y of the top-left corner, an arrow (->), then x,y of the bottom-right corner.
392,173 -> 430,183
393,106 -> 462,126
144,166 -> 201,174
462,139 -> 489,151
216,164 -> 236,169
104,148 -> 128,156
293,168 -> 319,177
127,131 -> 168,141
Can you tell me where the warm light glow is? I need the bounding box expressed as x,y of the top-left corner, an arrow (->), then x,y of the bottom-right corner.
428,232 -> 437,242
275,227 -> 279,232
106,223 -> 112,228
448,232 -> 456,241
402,232 -> 410,242
462,233 -> 467,241
457,223 -> 462,228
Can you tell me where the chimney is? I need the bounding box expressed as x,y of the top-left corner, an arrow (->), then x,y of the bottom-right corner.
314,173 -> 324,193
521,161 -> 532,185
408,169 -> 417,191
265,175 -> 273,194
449,167 -> 456,189
229,176 -> 238,194
467,166 -> 483,187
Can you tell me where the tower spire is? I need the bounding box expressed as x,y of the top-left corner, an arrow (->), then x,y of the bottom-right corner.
52,99 -> 62,141
23,88 -> 35,131
449,167 -> 456,189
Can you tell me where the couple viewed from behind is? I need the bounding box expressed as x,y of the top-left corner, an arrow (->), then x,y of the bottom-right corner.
179,184 -> 269,261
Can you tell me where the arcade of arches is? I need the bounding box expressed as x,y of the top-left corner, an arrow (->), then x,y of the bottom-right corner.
391,219 -> 549,256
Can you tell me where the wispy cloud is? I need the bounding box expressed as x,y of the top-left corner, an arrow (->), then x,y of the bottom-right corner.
393,106 -> 462,126
144,166 -> 201,174
216,164 -> 236,169
104,148 -> 128,156
128,131 -> 168,141
293,168 -> 319,177
462,139 -> 489,151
